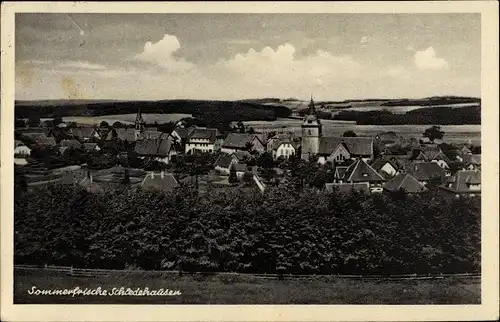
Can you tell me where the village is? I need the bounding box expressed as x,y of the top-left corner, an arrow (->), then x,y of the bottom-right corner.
14,97 -> 481,198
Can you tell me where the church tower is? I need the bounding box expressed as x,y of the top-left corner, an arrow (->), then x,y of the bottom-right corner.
134,106 -> 145,140
301,95 -> 322,161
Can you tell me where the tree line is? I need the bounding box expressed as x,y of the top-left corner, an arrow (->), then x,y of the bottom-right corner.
333,106 -> 480,125
14,182 -> 480,275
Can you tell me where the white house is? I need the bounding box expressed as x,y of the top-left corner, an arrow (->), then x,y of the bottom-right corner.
14,140 -> 31,156
270,139 -> 298,160
185,128 -> 219,154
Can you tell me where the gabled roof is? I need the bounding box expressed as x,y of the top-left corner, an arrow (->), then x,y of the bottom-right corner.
134,136 -> 173,157
214,153 -> 237,168
233,150 -> 252,161
380,154 -> 411,170
138,130 -> 163,140
270,138 -> 299,151
141,172 -> 179,192
440,170 -> 481,193
188,128 -> 218,142
21,133 -> 57,146
370,159 -> 398,172
172,127 -> 195,139
406,161 -> 445,181
325,182 -> 370,194
60,139 -> 82,149
464,154 -> 481,165
334,166 -> 349,180
222,133 -> 260,149
232,163 -> 248,172
383,173 -> 427,193
344,158 -> 386,183
319,137 -> 373,156
70,127 -> 99,139
107,128 -> 137,142
82,143 -> 99,151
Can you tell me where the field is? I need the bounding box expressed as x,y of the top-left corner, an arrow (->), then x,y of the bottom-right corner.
14,269 -> 480,304
243,119 -> 481,145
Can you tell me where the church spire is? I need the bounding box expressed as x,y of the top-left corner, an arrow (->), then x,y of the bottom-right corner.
309,94 -> 316,115
135,106 -> 145,132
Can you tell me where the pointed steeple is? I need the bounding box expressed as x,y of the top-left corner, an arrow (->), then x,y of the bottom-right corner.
308,94 -> 316,115
135,106 -> 145,132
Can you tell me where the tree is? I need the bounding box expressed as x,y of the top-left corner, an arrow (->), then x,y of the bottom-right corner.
112,121 -> 124,128
15,119 -> 26,128
343,130 -> 357,137
257,152 -> 274,169
100,121 -> 109,128
423,126 -> 445,143
53,117 -> 63,127
27,117 -> 41,128
228,165 -> 238,185
242,171 -> 254,186
247,127 -> 256,134
236,121 -> 245,133
122,168 -> 131,185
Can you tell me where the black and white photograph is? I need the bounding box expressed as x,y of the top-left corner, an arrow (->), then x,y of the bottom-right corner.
1,1 -> 499,321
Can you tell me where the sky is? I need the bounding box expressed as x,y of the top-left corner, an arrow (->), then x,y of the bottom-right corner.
15,13 -> 481,101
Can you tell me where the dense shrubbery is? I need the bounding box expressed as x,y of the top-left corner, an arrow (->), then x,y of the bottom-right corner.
14,183 -> 480,275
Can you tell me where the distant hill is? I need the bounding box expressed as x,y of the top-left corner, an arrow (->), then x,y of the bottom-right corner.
15,99 -> 292,126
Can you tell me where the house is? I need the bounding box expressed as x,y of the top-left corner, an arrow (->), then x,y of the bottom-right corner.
337,158 -> 386,193
440,170 -> 481,197
270,138 -> 299,160
105,128 -> 137,142
82,143 -> 101,152
463,154 -> 481,170
221,133 -> 265,154
170,127 -> 195,150
370,159 -> 399,178
233,150 -> 252,162
232,163 -> 248,180
300,97 -> 374,163
185,128 -> 220,154
14,140 -> 31,156
20,132 -> 57,147
47,128 -> 71,142
68,127 -> 101,142
135,135 -> 176,164
140,171 -> 179,192
378,154 -> 411,173
325,182 -> 370,194
317,137 -> 374,164
383,173 -> 427,193
375,131 -> 400,146
406,161 -> 445,186
411,145 -> 451,169
214,153 -> 239,175
59,139 -> 82,149
137,128 -> 163,140
333,166 -> 349,183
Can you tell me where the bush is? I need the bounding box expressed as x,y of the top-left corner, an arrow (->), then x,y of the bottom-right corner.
14,183 -> 480,274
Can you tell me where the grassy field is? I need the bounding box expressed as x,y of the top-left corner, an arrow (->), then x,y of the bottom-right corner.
14,270 -> 480,304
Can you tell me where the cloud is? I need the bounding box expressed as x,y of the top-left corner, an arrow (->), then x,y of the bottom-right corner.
413,47 -> 449,70
405,45 -> 414,51
360,36 -> 369,43
59,61 -> 107,70
135,34 -> 195,72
